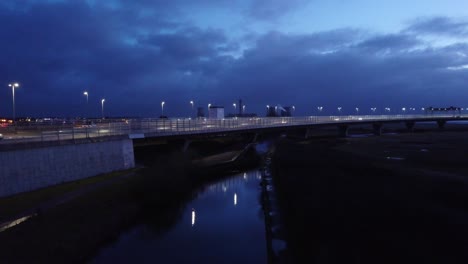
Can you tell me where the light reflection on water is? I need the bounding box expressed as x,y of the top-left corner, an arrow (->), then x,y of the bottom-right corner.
0,214 -> 36,233
92,170 -> 267,264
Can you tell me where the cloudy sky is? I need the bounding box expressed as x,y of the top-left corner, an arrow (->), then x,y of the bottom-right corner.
1,0 -> 468,117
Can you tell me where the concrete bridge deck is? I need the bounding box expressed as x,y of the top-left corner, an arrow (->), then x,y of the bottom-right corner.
0,114 -> 466,147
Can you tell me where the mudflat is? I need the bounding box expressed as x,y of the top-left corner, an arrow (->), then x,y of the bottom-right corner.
272,129 -> 468,264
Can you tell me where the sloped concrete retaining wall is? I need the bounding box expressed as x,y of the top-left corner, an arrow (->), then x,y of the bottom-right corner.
0,138 -> 135,197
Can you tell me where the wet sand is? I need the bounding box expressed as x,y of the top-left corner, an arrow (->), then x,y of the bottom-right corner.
271,128 -> 468,264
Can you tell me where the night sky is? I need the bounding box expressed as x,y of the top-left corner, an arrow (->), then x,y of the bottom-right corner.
1,0 -> 468,118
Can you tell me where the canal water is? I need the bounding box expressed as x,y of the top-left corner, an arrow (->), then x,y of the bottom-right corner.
91,168 -> 273,263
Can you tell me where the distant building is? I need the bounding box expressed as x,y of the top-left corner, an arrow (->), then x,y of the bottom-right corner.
266,106 -> 277,117
208,106 -> 225,119
197,107 -> 205,118
266,105 -> 293,117
282,106 -> 292,117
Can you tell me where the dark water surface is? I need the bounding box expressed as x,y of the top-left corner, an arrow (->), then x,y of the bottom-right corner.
91,170 -> 268,264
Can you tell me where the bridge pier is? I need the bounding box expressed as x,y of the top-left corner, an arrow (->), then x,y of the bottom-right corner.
252,133 -> 260,143
405,121 -> 415,132
337,125 -> 349,138
437,120 -> 446,129
372,123 -> 383,136
182,139 -> 192,152
304,128 -> 313,139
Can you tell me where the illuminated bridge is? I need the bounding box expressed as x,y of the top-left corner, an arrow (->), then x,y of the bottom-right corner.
1,114 -> 467,198
0,114 -> 466,145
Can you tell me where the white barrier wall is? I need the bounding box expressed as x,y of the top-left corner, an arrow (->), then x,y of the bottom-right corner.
0,139 -> 135,197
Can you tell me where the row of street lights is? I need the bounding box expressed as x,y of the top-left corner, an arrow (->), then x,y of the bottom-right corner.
83,91 -> 106,119
156,102 -> 433,117
315,106 -> 429,114
6,85 -> 466,119
159,100 -> 247,117
3,85 -> 107,121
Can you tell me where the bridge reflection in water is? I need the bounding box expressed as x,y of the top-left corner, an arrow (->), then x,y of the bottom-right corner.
92,170 -> 277,264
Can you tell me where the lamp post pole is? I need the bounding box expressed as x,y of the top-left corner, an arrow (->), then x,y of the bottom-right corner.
161,101 -> 165,116
101,99 -> 105,119
83,91 -> 88,118
190,100 -> 194,117
8,83 -> 19,124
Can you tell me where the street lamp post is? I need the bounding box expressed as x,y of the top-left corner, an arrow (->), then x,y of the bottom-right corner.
371,107 -> 376,114
83,91 -> 89,118
355,107 -> 359,114
8,83 -> 19,123
83,91 -> 88,104
190,100 -> 194,117
317,106 -> 323,114
337,107 -> 342,114
101,99 -> 105,119
161,101 -> 165,116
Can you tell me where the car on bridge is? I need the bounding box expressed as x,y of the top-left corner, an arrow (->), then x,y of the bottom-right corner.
0,133 -> 3,140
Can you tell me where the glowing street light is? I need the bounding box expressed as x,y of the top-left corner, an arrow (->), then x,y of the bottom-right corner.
101,99 -> 105,119
190,100 -> 194,117
191,208 -> 196,227
317,106 -> 323,113
83,91 -> 89,118
8,83 -> 19,123
337,107 -> 342,114
83,91 -> 88,103
402,107 -> 406,114
161,101 -> 165,116
233,103 -> 236,110
242,105 -> 246,113
371,107 -> 377,113
355,107 -> 359,114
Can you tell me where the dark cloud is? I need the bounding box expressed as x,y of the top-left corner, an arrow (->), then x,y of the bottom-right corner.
143,28 -> 228,61
0,0 -> 233,117
356,34 -> 421,54
1,1 -> 467,118
216,31 -> 468,115
248,0 -> 309,20
406,16 -> 468,37
242,29 -> 363,61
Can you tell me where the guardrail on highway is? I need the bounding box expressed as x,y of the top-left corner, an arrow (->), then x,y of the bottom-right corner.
0,114 -> 465,145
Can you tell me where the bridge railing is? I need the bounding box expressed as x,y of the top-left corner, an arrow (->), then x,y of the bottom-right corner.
0,114 -> 464,145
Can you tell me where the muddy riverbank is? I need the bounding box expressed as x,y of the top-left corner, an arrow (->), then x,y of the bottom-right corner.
271,128 -> 468,264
